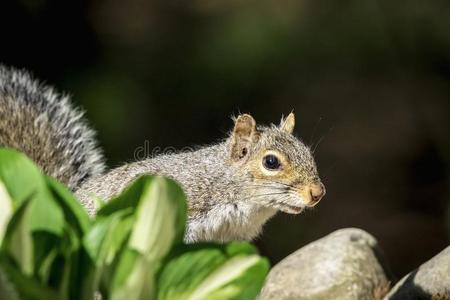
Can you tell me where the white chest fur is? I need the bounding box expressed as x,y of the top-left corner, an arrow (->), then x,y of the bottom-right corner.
185,202 -> 277,243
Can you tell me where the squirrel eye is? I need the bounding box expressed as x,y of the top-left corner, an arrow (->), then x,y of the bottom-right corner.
263,154 -> 281,170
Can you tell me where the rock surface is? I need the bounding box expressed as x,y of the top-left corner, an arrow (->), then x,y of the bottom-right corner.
384,245 -> 450,299
259,228 -> 391,300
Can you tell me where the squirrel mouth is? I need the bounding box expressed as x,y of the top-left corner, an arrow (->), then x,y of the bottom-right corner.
278,204 -> 304,214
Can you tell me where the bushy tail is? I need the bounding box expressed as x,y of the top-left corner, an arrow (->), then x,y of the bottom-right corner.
0,65 -> 105,190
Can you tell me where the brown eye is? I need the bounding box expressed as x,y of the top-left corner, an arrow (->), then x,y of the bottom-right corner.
263,154 -> 281,170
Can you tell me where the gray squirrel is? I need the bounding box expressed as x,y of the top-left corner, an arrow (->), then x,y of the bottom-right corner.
0,65 -> 325,243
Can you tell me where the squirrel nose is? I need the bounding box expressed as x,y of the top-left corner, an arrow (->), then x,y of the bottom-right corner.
306,182 -> 326,206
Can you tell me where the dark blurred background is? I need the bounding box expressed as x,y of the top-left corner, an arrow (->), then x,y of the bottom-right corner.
1,0 -> 449,279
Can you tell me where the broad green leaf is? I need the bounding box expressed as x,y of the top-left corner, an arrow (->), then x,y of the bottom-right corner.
0,149 -> 44,206
0,152 -> 270,300
84,209 -> 134,270
101,176 -> 187,300
0,267 -> 19,300
128,176 -> 186,255
96,177 -> 147,217
0,257 -> 59,300
83,211 -> 134,297
45,177 -> 91,235
110,250 -> 150,300
0,181 -> 13,246
36,244 -> 58,283
189,255 -> 268,300
157,243 -> 269,300
33,232 -> 60,282
0,149 -> 96,299
32,221 -> 89,300
72,248 -> 97,300
0,148 -> 64,235
1,199 -> 34,275
157,247 -> 226,300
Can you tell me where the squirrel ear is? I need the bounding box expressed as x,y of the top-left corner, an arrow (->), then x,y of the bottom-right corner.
230,114 -> 257,162
279,112 -> 295,134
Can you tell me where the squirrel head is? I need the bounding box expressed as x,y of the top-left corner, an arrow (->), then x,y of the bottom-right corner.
228,112 -> 325,214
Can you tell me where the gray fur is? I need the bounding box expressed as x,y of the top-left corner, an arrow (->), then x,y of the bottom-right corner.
0,65 -> 105,190
77,124 -> 324,242
0,65 -> 324,243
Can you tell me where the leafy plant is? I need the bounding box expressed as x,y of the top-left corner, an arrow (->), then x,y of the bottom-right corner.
0,148 -> 269,300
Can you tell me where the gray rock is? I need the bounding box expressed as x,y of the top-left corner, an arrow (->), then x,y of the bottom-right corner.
385,246 -> 450,299
259,228 -> 391,300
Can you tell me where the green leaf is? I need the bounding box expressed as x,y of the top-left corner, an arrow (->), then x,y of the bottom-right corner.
72,248 -> 97,300
157,243 -> 269,300
0,149 -> 44,206
0,151 -> 270,300
127,176 -> 186,255
95,176 -> 187,300
96,177 -> 147,217
0,181 -> 14,246
0,265 -> 20,300
86,210 -> 136,269
83,210 -> 134,297
45,177 -> 91,235
0,257 -> 59,300
33,232 -> 60,283
1,199 -> 34,275
190,254 -> 268,300
0,148 -> 64,236
0,149 -> 96,300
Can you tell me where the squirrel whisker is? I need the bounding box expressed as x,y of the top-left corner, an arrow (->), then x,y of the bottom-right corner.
236,184 -> 288,191
255,179 -> 295,188
240,191 -> 290,203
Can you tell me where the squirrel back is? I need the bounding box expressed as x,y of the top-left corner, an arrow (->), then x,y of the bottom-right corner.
0,65 -> 105,190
